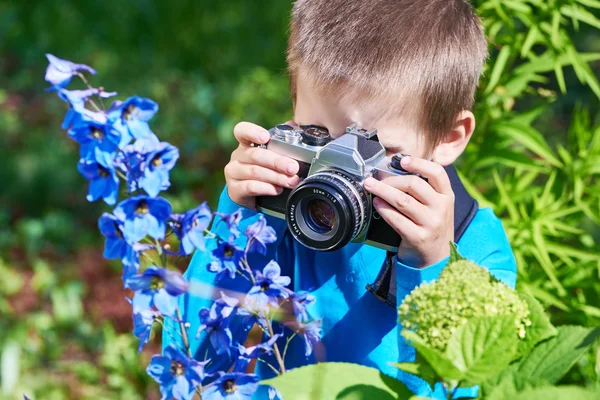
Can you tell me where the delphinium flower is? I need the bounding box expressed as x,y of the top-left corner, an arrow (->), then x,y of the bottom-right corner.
196,293 -> 239,355
147,344 -> 208,400
126,297 -> 162,353
126,266 -> 188,316
244,215 -> 277,255
214,209 -> 243,240
233,334 -> 282,372
44,53 -> 96,89
138,141 -> 179,197
171,202 -> 213,255
57,87 -> 116,129
68,118 -> 121,161
108,96 -> 159,141
245,261 -> 291,312
398,260 -> 531,351
202,372 -> 260,400
77,151 -> 120,205
113,196 -> 172,243
98,213 -> 128,259
284,319 -> 323,357
207,240 -> 245,281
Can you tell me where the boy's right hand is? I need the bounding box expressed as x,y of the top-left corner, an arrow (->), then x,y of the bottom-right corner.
225,122 -> 301,210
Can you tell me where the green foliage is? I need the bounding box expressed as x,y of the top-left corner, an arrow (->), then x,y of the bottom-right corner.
262,362 -> 413,400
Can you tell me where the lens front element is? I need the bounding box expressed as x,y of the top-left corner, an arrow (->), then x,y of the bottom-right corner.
306,199 -> 337,233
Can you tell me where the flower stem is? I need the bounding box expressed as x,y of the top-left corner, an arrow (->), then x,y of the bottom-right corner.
282,332 -> 297,362
265,318 -> 286,373
240,257 -> 256,285
256,357 -> 281,376
175,307 -> 192,358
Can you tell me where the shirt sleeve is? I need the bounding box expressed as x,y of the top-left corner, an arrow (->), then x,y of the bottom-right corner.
161,186 -> 288,372
394,207 -> 517,399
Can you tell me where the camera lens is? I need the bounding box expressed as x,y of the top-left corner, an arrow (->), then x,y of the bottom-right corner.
286,169 -> 370,251
306,199 -> 337,233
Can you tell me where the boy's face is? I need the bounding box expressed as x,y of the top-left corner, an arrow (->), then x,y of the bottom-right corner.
292,71 -> 430,159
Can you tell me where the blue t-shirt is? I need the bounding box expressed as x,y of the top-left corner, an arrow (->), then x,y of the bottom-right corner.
162,186 -> 517,399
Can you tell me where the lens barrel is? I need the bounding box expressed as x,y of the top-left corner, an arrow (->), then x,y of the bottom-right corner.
286,169 -> 370,251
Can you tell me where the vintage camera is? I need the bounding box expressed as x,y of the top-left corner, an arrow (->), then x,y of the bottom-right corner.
255,123 -> 419,252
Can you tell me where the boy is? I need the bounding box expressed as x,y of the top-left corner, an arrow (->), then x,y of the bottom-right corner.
164,0 -> 517,398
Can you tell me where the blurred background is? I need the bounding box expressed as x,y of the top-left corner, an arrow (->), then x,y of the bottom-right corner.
1,1 -> 599,399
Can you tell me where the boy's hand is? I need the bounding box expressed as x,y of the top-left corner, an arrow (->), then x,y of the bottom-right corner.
225,122 -> 301,210
364,156 -> 454,268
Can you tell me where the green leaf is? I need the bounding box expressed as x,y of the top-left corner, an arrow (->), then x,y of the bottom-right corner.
554,64 -> 567,94
485,45 -> 512,94
561,5 -> 600,28
401,331 -> 463,380
445,316 -> 519,385
261,362 -> 413,400
494,122 -> 562,167
513,386 -> 600,400
516,293 -> 558,357
449,242 -> 465,263
516,326 -> 600,384
389,360 -> 437,388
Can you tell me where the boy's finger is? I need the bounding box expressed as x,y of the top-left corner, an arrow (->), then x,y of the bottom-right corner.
229,179 -> 284,197
372,197 -> 421,239
364,177 -> 427,223
378,175 -> 436,205
241,147 -> 300,175
234,122 -> 271,146
227,162 -> 301,189
399,157 -> 452,195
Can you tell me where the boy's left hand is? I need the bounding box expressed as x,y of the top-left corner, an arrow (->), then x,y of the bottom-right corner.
364,156 -> 454,268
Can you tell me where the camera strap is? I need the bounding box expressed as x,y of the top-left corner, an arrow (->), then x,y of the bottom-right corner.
366,165 -> 479,307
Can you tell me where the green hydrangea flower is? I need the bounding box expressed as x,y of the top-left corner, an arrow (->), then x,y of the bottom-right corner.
398,260 -> 531,351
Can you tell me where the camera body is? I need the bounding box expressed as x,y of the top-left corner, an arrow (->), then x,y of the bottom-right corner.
256,123 -> 419,252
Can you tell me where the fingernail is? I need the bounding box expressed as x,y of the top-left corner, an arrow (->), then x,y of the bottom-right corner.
259,132 -> 270,142
288,176 -> 301,187
364,177 -> 376,188
373,197 -> 381,207
401,156 -> 412,166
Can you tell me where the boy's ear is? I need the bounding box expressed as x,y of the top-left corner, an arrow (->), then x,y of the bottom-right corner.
432,110 -> 475,166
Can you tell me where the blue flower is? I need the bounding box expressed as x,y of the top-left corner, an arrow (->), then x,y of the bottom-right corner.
172,202 -> 213,254
44,54 -> 96,89
207,240 -> 244,280
269,387 -> 282,400
98,213 -> 128,259
77,151 -> 119,205
147,344 -> 208,400
233,334 -> 282,372
121,243 -> 153,289
113,196 -> 172,243
108,96 -> 159,140
139,142 -> 179,197
196,292 -> 239,356
244,215 -> 277,255
57,88 -> 115,130
126,297 -> 161,353
68,117 -> 123,161
287,291 -> 316,323
202,372 -> 260,400
126,266 -> 188,316
215,209 -> 243,240
245,261 -> 291,313
284,319 -> 322,357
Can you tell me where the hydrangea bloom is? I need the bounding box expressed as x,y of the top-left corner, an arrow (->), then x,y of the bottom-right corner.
172,202 -> 213,254
147,344 -> 208,400
245,261 -> 291,312
44,54 -> 96,88
244,215 -> 277,255
398,260 -> 531,351
113,196 -> 172,243
108,96 -> 159,140
202,372 -> 260,400
207,240 -> 245,280
196,293 -> 239,355
77,151 -> 119,205
126,266 -> 188,316
139,142 -> 179,197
